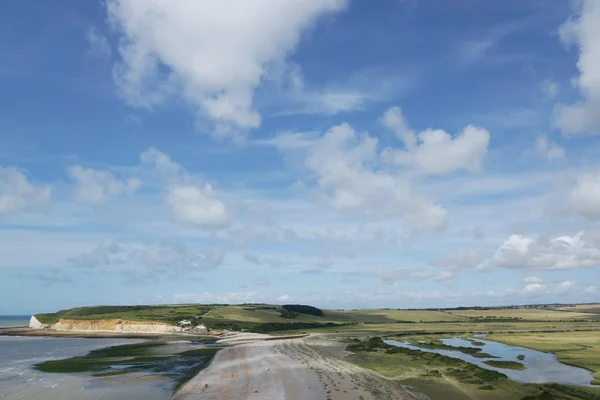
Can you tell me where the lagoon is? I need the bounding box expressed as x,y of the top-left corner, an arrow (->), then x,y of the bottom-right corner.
385,337 -> 595,386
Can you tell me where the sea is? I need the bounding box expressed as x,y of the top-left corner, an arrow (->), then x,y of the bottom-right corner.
0,315 -> 30,328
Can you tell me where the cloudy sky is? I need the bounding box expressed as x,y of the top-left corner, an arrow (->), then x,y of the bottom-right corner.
1,0 -> 599,314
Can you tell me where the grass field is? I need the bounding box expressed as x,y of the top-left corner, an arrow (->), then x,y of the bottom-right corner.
447,308 -> 600,321
555,305 -> 600,315
487,331 -> 600,385
35,304 -> 214,325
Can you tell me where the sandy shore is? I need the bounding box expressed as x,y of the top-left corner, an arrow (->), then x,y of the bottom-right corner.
173,334 -> 413,400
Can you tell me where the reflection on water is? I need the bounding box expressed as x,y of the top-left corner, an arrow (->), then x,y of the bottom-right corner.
0,336 -> 207,400
385,337 -> 594,386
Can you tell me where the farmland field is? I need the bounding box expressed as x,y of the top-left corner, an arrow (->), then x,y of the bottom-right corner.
446,308 -> 599,320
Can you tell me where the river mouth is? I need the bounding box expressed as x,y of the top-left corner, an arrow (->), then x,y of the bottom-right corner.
0,337 -> 221,400
385,337 -> 595,387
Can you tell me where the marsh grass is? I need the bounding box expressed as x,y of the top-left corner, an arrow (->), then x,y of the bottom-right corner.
483,360 -> 526,370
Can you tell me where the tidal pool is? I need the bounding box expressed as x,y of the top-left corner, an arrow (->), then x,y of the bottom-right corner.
385,337 -> 595,386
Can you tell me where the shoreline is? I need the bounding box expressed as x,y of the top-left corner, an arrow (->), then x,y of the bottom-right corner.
0,326 -> 215,340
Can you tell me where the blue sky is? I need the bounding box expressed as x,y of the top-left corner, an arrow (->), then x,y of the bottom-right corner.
1,0 -> 600,314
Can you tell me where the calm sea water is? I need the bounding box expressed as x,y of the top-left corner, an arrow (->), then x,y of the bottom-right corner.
385,337 -> 595,386
0,315 -> 30,328
0,336 -> 174,400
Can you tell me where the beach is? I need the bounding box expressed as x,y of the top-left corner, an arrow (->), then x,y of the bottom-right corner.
173,333 -> 412,400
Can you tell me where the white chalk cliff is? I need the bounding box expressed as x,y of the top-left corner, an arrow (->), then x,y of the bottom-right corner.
28,316 -> 208,335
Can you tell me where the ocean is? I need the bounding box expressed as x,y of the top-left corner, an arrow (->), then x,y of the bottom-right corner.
0,315 -> 30,328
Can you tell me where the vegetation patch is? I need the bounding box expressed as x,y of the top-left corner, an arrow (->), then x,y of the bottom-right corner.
518,354 -> 526,360
282,304 -> 324,317
35,305 -> 214,325
483,360 -> 526,370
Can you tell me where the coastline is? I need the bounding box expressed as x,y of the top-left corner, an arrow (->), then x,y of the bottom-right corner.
0,326 -> 214,340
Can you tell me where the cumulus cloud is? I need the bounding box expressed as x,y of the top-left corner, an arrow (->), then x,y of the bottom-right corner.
493,231 -> 600,270
166,185 -> 231,229
524,283 -> 546,293
531,135 -> 565,161
106,0 -> 346,134
569,171 -> 600,220
557,280 -> 575,292
554,0 -> 600,135
0,167 -> 51,213
68,165 -> 141,204
71,239 -> 223,280
380,107 -> 490,175
139,148 -> 232,229
384,125 -> 490,175
303,123 -> 446,229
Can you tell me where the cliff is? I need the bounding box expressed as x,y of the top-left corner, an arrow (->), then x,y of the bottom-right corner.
29,316 -> 208,335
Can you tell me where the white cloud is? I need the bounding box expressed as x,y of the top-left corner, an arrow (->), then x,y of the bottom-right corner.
524,283 -> 546,293
570,171 -> 600,220
0,167 -> 51,213
524,276 -> 542,283
139,147 -> 188,183
71,239 -> 224,279
554,0 -> 600,136
493,231 -> 600,270
166,185 -> 231,229
68,165 -> 141,204
540,79 -> 559,99
106,0 -> 346,134
585,285 -> 598,294
381,106 -> 416,148
303,123 -> 446,229
373,268 -> 453,283
138,148 -> 232,229
531,135 -> 565,161
383,125 -> 490,175
557,280 -> 575,292
173,291 -> 259,304
86,27 -> 111,58
431,249 -> 487,270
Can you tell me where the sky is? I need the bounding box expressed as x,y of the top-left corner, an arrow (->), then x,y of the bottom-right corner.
1,0 -> 599,314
